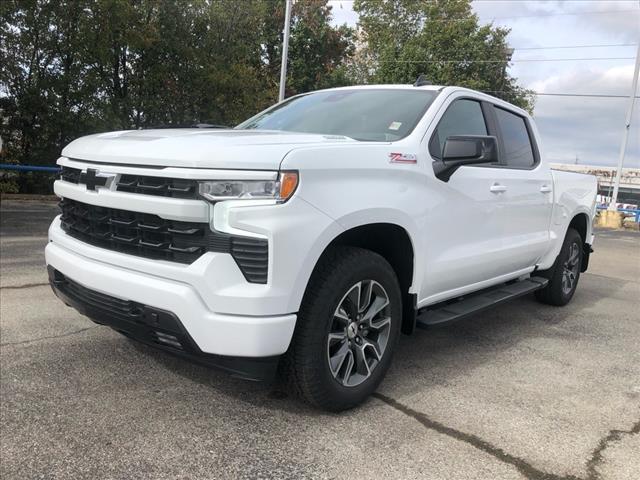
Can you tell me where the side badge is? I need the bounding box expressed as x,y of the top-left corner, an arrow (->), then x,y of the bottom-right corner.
389,152 -> 417,164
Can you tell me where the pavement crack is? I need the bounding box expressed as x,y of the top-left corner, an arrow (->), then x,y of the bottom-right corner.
0,326 -> 101,347
585,419 -> 640,480
0,282 -> 49,290
583,272 -> 639,285
372,392 -> 580,480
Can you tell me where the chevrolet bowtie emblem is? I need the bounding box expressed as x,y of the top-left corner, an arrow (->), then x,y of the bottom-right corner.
80,168 -> 109,191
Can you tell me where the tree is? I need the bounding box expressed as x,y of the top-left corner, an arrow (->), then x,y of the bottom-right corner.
0,0 -> 106,192
0,0 -> 355,193
257,0 -> 354,98
352,0 -> 533,111
286,0 -> 355,94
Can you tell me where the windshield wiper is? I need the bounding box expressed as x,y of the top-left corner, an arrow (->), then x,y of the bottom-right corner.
143,123 -> 230,129
192,123 -> 229,129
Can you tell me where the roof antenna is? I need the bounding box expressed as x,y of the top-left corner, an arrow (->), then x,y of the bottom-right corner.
413,74 -> 431,87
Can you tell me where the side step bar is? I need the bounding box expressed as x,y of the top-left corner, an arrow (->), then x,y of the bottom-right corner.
416,276 -> 549,328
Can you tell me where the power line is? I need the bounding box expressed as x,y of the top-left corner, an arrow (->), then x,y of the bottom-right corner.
332,2 -> 639,22
399,10 -> 640,23
486,9 -> 640,20
483,90 -> 640,99
513,43 -> 638,51
377,57 -> 635,63
534,93 -> 640,99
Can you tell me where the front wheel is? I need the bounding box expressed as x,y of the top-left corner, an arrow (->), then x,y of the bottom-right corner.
281,247 -> 402,411
535,228 -> 583,306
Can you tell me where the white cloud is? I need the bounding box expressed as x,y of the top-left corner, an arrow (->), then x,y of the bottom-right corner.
571,1 -> 640,42
327,0 -> 359,27
531,64 -> 639,167
475,0 -> 640,167
530,64 -> 636,95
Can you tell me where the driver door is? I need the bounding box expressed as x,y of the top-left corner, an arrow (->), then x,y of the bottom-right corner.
420,98 -> 524,304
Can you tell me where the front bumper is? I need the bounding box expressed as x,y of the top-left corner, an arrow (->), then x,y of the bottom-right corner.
45,239 -> 297,360
48,267 -> 279,381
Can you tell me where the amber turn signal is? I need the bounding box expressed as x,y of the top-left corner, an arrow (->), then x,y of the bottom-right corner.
279,171 -> 298,202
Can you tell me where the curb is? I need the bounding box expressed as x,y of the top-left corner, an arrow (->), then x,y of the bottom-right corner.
1,194 -> 58,202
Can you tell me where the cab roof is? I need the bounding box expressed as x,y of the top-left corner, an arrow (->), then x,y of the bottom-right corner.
294,84 -> 530,118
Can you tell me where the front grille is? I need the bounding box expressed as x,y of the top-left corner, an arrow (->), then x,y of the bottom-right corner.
61,166 -> 81,183
117,174 -> 199,199
59,198 -> 268,282
60,166 -> 199,199
60,197 -> 208,264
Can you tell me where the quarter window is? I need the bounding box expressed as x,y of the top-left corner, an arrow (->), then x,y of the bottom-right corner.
430,99 -> 487,158
495,107 -> 535,168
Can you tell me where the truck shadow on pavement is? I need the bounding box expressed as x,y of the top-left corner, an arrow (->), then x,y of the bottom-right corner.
129,271 -> 623,413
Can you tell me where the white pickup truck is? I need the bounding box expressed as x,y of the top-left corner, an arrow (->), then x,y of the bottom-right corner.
46,84 -> 597,410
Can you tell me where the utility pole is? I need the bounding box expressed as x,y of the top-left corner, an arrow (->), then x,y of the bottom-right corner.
498,48 -> 514,98
278,0 -> 293,102
608,42 -> 640,211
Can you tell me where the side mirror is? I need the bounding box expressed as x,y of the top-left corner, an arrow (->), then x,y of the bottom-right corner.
433,135 -> 498,182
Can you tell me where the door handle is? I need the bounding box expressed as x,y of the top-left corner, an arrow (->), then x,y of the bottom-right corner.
489,183 -> 507,193
540,185 -> 552,193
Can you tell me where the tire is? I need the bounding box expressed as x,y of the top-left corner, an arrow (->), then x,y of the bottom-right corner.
280,246 -> 402,411
535,228 -> 583,306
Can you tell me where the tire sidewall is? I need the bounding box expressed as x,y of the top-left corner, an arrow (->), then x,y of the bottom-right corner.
553,229 -> 583,304
309,251 -> 402,407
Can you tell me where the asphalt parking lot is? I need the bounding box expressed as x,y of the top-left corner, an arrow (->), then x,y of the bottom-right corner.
1,199 -> 639,480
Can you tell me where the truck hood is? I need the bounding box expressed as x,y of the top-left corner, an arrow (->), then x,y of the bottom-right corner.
61,129 -> 357,170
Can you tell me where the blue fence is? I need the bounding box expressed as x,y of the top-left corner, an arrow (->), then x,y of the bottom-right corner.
597,206 -> 640,223
0,163 -> 61,173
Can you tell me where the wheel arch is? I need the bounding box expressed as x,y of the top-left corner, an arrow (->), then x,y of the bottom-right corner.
568,212 -> 592,272
538,209 -> 593,275
537,204 -> 594,272
303,222 -> 418,335
568,212 -> 589,243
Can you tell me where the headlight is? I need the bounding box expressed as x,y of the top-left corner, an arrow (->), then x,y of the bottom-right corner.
199,171 -> 298,202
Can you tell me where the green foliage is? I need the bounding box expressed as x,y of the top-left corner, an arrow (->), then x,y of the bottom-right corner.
0,0 -> 354,192
352,0 -> 534,111
0,175 -> 20,194
287,1 -> 355,94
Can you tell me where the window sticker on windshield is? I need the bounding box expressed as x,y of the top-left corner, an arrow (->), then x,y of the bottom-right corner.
388,121 -> 402,130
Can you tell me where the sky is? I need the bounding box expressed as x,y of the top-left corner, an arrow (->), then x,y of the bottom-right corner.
327,0 -> 640,168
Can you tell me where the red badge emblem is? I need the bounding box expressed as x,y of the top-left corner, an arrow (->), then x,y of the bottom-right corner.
389,153 -> 417,164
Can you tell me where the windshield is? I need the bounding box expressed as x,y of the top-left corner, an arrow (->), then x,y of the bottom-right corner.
236,89 -> 438,141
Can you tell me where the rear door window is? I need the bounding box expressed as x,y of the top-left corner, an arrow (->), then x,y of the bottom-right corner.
494,107 -> 536,168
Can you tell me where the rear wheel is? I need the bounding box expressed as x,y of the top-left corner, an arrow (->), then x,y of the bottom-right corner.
281,247 -> 402,411
535,228 -> 583,306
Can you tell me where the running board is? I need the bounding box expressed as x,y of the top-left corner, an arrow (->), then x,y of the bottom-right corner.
416,276 -> 549,328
